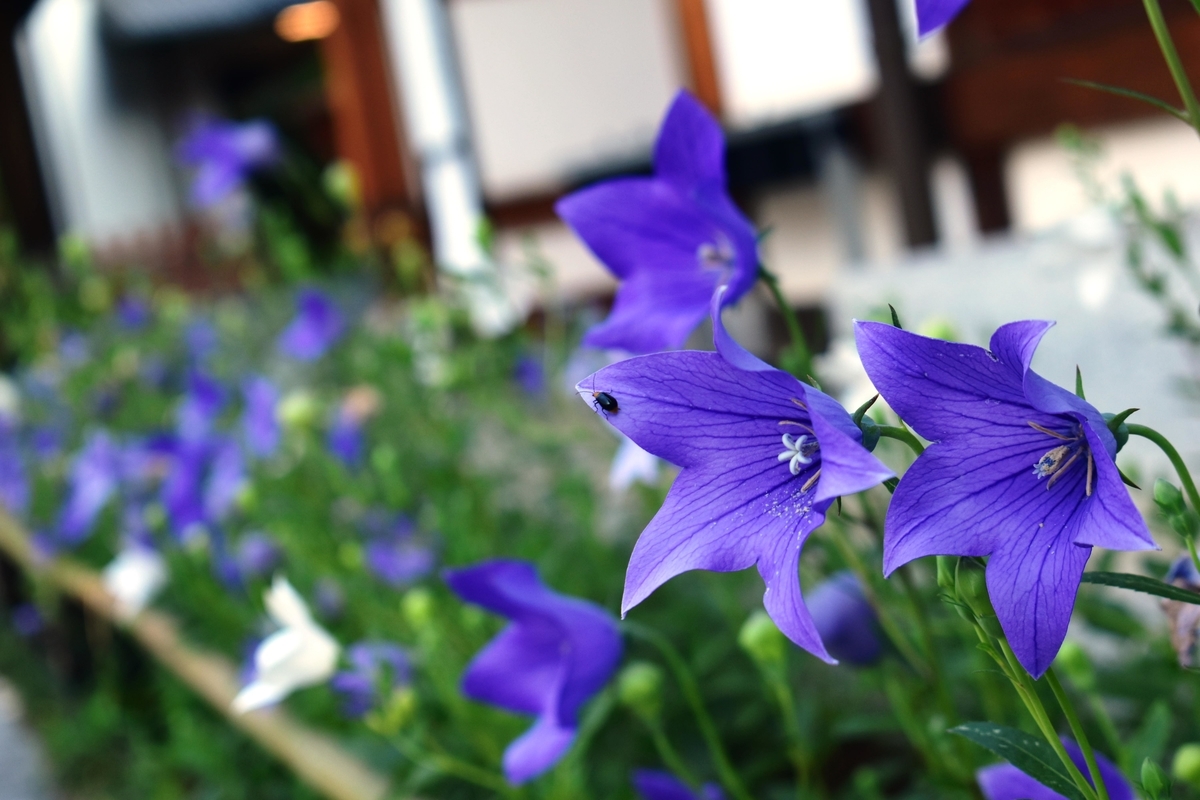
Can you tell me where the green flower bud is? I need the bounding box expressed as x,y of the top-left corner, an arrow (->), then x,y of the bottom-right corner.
1173,743 -> 1200,789
278,391 -> 320,429
617,661 -> 664,721
916,317 -> 959,342
366,686 -> 417,736
1155,479 -> 1187,514
956,563 -> 994,620
936,556 -> 957,592
738,610 -> 786,667
338,541 -> 363,570
1053,641 -> 1095,691
1144,757 -> 1171,798
401,588 -> 435,630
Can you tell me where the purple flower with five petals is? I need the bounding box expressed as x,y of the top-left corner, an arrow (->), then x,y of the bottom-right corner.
914,0 -> 972,37
977,740 -> 1132,800
633,770 -> 724,800
578,296 -> 892,661
241,376 -> 281,459
856,321 -> 1156,676
177,116 -> 279,208
331,641 -> 411,718
277,288 -> 345,362
444,560 -> 623,785
808,571 -> 883,667
556,91 -> 758,354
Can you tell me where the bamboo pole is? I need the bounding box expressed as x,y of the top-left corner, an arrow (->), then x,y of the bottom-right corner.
0,510 -> 391,800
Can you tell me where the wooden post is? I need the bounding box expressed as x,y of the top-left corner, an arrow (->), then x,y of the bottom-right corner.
863,0 -> 938,248
674,0 -> 723,117
318,0 -> 418,215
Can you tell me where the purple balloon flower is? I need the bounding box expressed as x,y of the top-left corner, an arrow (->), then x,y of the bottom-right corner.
277,288 -> 345,362
203,437 -> 245,523
327,409 -> 364,469
633,770 -> 724,800
235,531 -> 283,580
57,430 -> 122,545
0,417 -> 29,517
241,376 -> 281,459
444,560 -> 623,785
915,0 -> 972,37
578,295 -> 891,661
556,91 -> 758,354
856,321 -> 1156,677
808,571 -> 882,667
977,740 -> 1132,800
177,116 -> 279,208
116,296 -> 151,330
177,370 -> 226,446
331,641 -> 411,718
361,512 -> 435,587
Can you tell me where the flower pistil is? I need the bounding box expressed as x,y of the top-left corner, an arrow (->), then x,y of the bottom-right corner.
1029,421 -> 1094,496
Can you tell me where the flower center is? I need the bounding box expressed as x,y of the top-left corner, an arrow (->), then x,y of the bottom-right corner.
697,234 -> 735,272
777,403 -> 822,492
1029,421 -> 1094,496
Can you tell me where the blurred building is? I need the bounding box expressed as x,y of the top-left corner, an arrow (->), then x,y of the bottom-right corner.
2,0 -> 1199,309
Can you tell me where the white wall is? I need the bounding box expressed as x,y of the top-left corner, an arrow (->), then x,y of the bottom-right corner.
448,0 -> 686,201
18,0 -> 181,243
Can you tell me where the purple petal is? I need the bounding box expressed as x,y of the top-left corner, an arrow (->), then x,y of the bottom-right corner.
1071,423 -> 1154,551
57,431 -> 121,545
277,288 -> 345,361
503,713 -> 575,785
915,0 -> 973,36
241,376 -> 280,459
633,769 -> 722,800
460,619 -> 567,717
327,411 -> 364,469
653,91 -> 726,196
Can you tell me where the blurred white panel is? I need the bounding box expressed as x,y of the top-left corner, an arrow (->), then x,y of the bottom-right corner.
1007,117 -> 1200,232
449,0 -> 685,201
19,0 -> 180,242
494,221 -> 614,301
705,0 -> 876,130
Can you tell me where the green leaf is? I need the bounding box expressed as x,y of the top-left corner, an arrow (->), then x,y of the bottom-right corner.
1063,78 -> 1190,122
950,723 -> 1087,800
1081,571 -> 1200,604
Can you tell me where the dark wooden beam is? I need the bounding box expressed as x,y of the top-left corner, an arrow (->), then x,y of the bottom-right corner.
674,0 -> 723,117
864,0 -> 938,248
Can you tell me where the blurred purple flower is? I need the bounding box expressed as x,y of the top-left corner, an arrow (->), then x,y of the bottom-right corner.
1162,554 -> 1200,667
116,296 -> 151,330
556,91 -> 758,354
177,116 -> 279,208
579,294 -> 891,661
977,740 -> 1132,800
30,425 -> 63,463
161,443 -> 208,539
856,320 -> 1156,677
58,332 -> 89,368
241,376 -> 281,459
277,288 -> 345,362
915,0 -> 972,37
327,410 -> 364,469
514,356 -> 545,396
331,641 -> 411,718
236,531 -> 283,580
0,417 -> 29,517
361,512 -> 435,587
203,437 -> 245,523
57,430 -> 122,545
10,603 -> 43,638
176,370 -> 226,446
633,770 -> 724,800
184,319 -> 219,363
808,571 -> 882,667
445,560 -> 623,784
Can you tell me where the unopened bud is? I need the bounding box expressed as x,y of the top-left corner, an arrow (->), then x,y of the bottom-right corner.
956,563 -> 993,620
1173,744 -> 1200,789
1144,757 -> 1171,798
738,610 -> 786,666
1155,479 -> 1187,514
936,557 -> 957,592
278,391 -> 320,429
1053,641 -> 1095,691
617,661 -> 664,721
366,686 -> 417,736
401,588 -> 434,630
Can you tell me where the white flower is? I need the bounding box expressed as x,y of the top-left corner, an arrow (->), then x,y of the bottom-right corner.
102,546 -> 167,620
609,436 -> 661,492
232,576 -> 340,713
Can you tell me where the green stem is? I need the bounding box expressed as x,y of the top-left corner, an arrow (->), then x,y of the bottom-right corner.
1187,536 -> 1200,584
1142,0 -> 1200,136
827,524 -> 929,679
1046,669 -> 1110,800
878,425 -> 925,455
994,640 -> 1099,800
758,266 -> 812,378
644,717 -> 703,789
1128,423 -> 1200,511
393,735 -> 517,797
624,622 -> 756,800
761,666 -> 817,797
